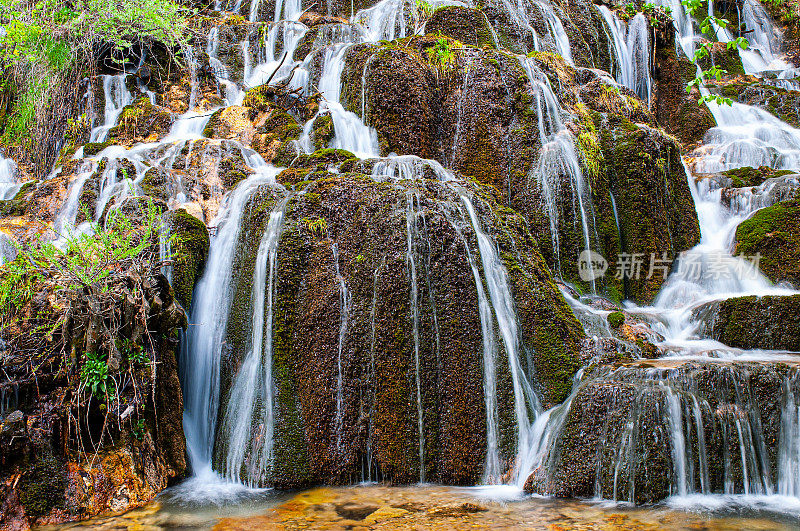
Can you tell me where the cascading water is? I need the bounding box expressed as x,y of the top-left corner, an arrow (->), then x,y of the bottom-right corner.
180,170 -> 281,483
458,191 -> 541,485
91,74 -> 133,143
34,0 -> 800,517
217,193 -> 292,486
521,58 -> 599,289
0,154 -> 20,201
597,7 -> 652,104
332,242 -> 352,451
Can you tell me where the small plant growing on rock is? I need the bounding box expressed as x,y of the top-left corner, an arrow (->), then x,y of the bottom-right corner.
414,0 -> 434,33
682,0 -> 749,106
427,36 -> 457,72
81,350 -> 109,399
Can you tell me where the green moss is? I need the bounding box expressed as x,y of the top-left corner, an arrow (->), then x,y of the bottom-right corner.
17,447 -> 67,518
721,166 -> 794,188
203,108 -> 224,138
607,311 -> 625,328
425,6 -> 496,48
168,209 -> 210,307
83,141 -> 111,156
735,199 -> 800,287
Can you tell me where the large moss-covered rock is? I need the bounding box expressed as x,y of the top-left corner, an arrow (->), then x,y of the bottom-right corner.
652,23 -> 715,144
734,199 -> 800,287
591,117 -> 700,302
342,44 -> 698,302
212,171 -> 584,488
106,96 -> 174,146
527,360 -> 792,503
696,294 -> 800,351
426,6 -> 496,48
167,209 -> 210,308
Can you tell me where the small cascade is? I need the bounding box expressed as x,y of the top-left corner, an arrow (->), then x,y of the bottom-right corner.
740,0 -> 787,71
438,203 -> 501,483
355,0 -> 409,42
659,0 -> 800,173
691,94 -> 800,173
496,0 -> 573,63
245,21 -> 308,89
597,7 -> 652,104
404,189 -> 427,482
217,193 -> 291,486
521,58 -> 598,289
0,154 -> 20,200
653,0 -> 696,58
332,243 -> 352,451
311,44 -> 380,158
91,74 -> 133,142
206,26 -> 244,105
458,192 -> 540,485
779,374 -> 800,497
181,168 -> 280,476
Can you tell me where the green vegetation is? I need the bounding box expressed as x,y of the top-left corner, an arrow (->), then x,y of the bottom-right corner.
682,0 -> 749,106
0,0 -> 192,147
80,350 -> 110,398
427,35 -> 457,71
607,311 -> 625,328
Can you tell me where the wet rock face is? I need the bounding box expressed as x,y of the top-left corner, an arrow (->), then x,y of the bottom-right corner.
167,208 -> 211,308
695,294 -> 800,351
593,118 -> 701,303
652,26 -> 715,144
527,361 -> 793,503
426,7 -> 497,48
212,171 -> 584,487
734,199 -> 800,289
341,43 -> 699,302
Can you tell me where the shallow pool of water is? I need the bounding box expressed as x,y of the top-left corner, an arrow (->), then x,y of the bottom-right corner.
45,484 -> 800,530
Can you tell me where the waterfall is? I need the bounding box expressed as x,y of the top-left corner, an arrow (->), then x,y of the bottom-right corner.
312,43 -> 380,158
521,57 -> 598,289
0,154 -> 20,201
181,169 -> 280,477
217,193 -> 291,486
91,74 -> 133,143
332,242 -> 352,451
458,192 -> 540,485
596,7 -> 652,104
440,205 -> 501,483
779,376 -> 800,497
496,0 -> 573,63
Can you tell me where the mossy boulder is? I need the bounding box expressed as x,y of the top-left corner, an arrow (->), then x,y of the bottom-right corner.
593,118 -> 701,302
203,105 -> 256,144
426,6 -> 496,48
527,360 -> 790,503
696,294 -> 800,350
167,209 -> 210,307
734,199 -> 800,287
721,166 -> 795,188
106,96 -> 174,145
212,171 -> 584,488
83,141 -> 111,157
652,26 -> 715,144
